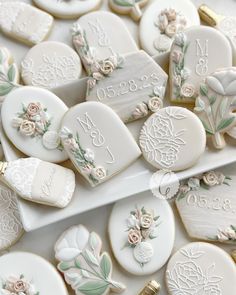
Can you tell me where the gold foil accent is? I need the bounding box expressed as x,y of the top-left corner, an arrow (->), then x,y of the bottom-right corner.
198,4 -> 222,26
138,280 -> 161,295
231,250 -> 236,263
0,161 -> 8,176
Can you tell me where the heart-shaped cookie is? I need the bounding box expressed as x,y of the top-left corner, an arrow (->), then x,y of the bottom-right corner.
60,101 -> 141,187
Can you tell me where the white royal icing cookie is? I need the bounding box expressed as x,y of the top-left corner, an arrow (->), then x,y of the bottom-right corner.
0,252 -> 69,295
72,11 -> 138,74
60,101 -> 141,187
139,0 -> 200,57
86,50 -> 168,123
176,170 -> 236,243
0,2 -> 53,46
0,47 -> 19,103
33,0 -> 102,19
170,27 -> 232,103
55,224 -> 126,295
1,86 -> 68,163
139,106 -> 206,171
194,68 -> 236,149
0,181 -> 23,252
108,193 -> 175,276
166,242 -> 236,295
21,41 -> 82,89
109,0 -> 149,22
1,158 -> 75,208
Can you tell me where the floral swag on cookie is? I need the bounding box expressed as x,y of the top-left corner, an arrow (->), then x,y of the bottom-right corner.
60,127 -> 107,185
1,274 -> 39,295
216,225 -> 236,242
123,206 -> 160,267
154,8 -> 187,53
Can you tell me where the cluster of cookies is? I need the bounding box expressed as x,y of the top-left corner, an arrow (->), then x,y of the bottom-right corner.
1,0 -> 236,294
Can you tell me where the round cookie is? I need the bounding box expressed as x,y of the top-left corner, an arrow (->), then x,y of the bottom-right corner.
108,193 -> 175,276
166,242 -> 236,294
33,0 -> 102,19
1,86 -> 68,163
21,41 -> 82,89
0,181 -> 24,252
0,252 -> 69,295
139,106 -> 206,171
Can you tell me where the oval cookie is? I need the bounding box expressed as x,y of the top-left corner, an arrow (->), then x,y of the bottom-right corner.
108,193 -> 175,276
166,242 -> 236,295
1,86 -> 68,163
139,106 -> 206,171
21,41 -> 82,89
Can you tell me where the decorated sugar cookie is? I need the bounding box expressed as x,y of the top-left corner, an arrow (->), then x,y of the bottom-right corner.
108,193 -> 175,276
72,11 -> 138,74
0,252 -> 69,295
0,158 -> 75,208
21,42 -> 82,89
109,0 -> 149,22
0,47 -> 19,103
55,224 -> 126,295
170,27 -> 232,103
139,106 -> 206,171
0,181 -> 23,251
60,102 -> 141,187
139,0 -> 200,57
33,0 -> 102,19
175,170 -> 236,243
0,2 -> 53,46
166,242 -> 236,294
194,68 -> 236,149
1,86 -> 68,163
86,50 -> 168,123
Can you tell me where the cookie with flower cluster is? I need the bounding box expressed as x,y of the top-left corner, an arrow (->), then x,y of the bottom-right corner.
60,101 -> 141,187
1,86 -> 68,163
86,50 -> 168,123
166,242 -> 236,295
169,27 -> 232,104
71,11 -> 138,75
0,252 -> 68,295
33,0 -> 102,19
108,193 -> 175,276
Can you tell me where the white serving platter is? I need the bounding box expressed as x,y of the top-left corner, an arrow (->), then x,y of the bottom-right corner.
1,0 -> 236,232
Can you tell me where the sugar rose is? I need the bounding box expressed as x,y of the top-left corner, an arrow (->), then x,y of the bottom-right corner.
128,229 -> 142,245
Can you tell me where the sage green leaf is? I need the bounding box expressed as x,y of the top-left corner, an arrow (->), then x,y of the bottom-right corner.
89,232 -> 100,252
84,249 -> 99,266
7,64 -> 16,82
200,119 -> 214,135
200,84 -> 208,97
114,0 -> 134,6
81,270 -> 90,278
100,253 -> 111,279
209,95 -> 216,105
58,261 -> 71,271
195,96 -> 205,110
78,281 -> 108,295
217,117 -> 235,131
0,83 -> 13,96
219,98 -> 228,118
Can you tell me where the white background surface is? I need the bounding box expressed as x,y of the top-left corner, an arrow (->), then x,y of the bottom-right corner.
1,0 -> 236,294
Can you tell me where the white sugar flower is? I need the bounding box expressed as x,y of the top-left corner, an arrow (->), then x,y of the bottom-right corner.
84,149 -> 95,162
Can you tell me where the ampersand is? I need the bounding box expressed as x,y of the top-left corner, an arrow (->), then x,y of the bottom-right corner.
196,57 -> 208,76
90,129 -> 105,147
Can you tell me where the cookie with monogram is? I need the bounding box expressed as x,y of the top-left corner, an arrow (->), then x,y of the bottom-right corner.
170,27 -> 232,104
194,68 -> 236,149
33,0 -> 102,19
1,86 -> 68,163
86,50 -> 168,123
108,193 -> 175,276
72,11 -> 138,75
139,0 -> 200,58
21,41 -> 82,89
139,106 -> 206,171
55,224 -> 126,295
0,2 -> 53,46
0,157 -> 75,208
108,0 -> 149,22
60,101 -> 141,187
0,181 -> 24,251
0,252 -> 68,295
176,170 -> 236,243
0,47 -> 19,103
166,242 -> 236,295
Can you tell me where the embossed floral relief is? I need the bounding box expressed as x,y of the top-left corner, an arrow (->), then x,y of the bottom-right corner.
1,274 -> 39,295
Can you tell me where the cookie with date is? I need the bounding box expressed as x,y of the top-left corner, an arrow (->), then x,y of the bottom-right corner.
72,11 -> 138,75
176,170 -> 236,243
60,101 -> 141,187
170,27 -> 232,104
86,50 -> 168,123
